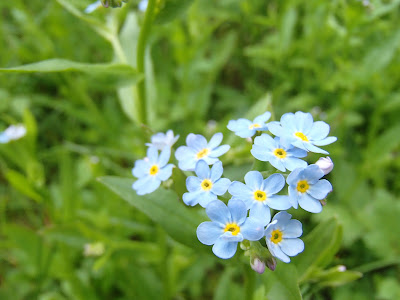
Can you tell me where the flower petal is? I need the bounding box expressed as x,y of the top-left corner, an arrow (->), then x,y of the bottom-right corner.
158,147 -> 171,167
249,202 -> 271,226
210,161 -> 223,181
253,111 -> 271,124
208,132 -> 223,149
197,221 -> 223,245
282,219 -> 303,238
147,146 -> 159,163
198,192 -> 218,208
240,217 -> 265,240
304,142 -> 329,154
267,242 -> 290,263
298,193 -> 323,213
263,173 -> 285,195
132,159 -> 149,178
301,164 -> 324,184
209,145 -> 230,157
244,171 -> 263,190
271,211 -> 292,227
187,134 -> 208,150
228,199 -> 247,225
195,160 -> 210,179
212,178 -> 231,195
312,136 -> 338,146
307,179 -> 332,199
186,176 -> 202,192
280,238 -> 304,256
265,195 -> 292,210
212,239 -> 238,259
308,121 -> 330,140
132,176 -> 161,195
206,200 -> 231,224
283,157 -> 308,171
157,164 -> 174,181
183,190 -> 203,206
294,111 -> 313,133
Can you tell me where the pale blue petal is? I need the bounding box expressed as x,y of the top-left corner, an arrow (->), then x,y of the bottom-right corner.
158,147 -> 171,167
175,146 -> 196,161
267,242 -> 290,263
212,178 -> 231,195
302,165 -> 324,184
227,119 -> 251,131
263,173 -> 285,195
228,199 -> 247,225
208,133 -> 223,149
209,145 -> 230,157
187,134 -> 207,150
304,142 -> 329,154
308,121 -> 330,140
133,176 -> 161,195
254,134 -> 275,148
288,186 -> 299,208
282,220 -> 303,238
283,157 -> 308,171
147,146 -> 158,162
220,231 -> 244,242
266,195 -> 292,210
267,121 -> 284,136
287,147 -> 308,158
132,159 -> 149,178
178,159 -> 197,172
250,145 -> 273,162
197,222 -> 223,245
287,168 -> 303,186
228,182 -> 253,206
280,239 -> 304,256
200,156 -> 219,166
253,111 -> 271,124
157,164 -> 174,181
312,136 -> 337,146
183,190 -> 203,206
0,133 -> 9,143
240,217 -> 265,240
195,160 -> 210,179
294,111 -> 313,133
212,239 -> 238,259
271,211 -> 292,226
280,113 -> 297,132
307,179 -> 332,199
298,193 -> 323,213
210,161 -> 223,181
235,129 -> 255,138
206,200 -> 231,224
244,171 -> 263,190
249,202 -> 271,226
198,192 -> 218,208
186,176 -> 202,192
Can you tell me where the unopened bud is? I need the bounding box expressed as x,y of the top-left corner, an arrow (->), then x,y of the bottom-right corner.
266,256 -> 277,271
101,0 -> 127,8
251,258 -> 266,274
315,157 -> 334,175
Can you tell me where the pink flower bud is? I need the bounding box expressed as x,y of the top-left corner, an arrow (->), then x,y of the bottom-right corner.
315,157 -> 334,175
251,258 -> 266,274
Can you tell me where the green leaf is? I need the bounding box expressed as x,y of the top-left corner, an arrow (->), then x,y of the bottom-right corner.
155,0 -> 195,24
312,266 -> 362,288
295,217 -> 342,283
263,264 -> 302,300
5,169 -> 43,203
98,176 -> 207,250
0,59 -> 142,87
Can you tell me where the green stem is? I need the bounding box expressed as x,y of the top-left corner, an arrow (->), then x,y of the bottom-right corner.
136,0 -> 157,126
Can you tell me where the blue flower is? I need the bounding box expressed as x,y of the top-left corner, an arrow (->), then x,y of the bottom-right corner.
175,133 -> 230,171
132,147 -> 174,195
146,130 -> 179,150
84,0 -> 102,13
183,160 -> 231,207
228,171 -> 291,226
251,134 -> 308,172
268,111 -> 337,154
265,211 -> 304,263
197,199 -> 265,259
286,164 -> 332,213
0,124 -> 26,144
138,0 -> 148,11
227,111 -> 271,138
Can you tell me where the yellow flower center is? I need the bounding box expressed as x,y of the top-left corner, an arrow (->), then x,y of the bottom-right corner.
224,223 -> 240,236
254,190 -> 267,202
249,123 -> 261,130
296,180 -> 309,193
149,165 -> 159,176
196,148 -> 210,159
201,179 -> 213,191
295,132 -> 309,142
273,148 -> 287,159
270,229 -> 283,244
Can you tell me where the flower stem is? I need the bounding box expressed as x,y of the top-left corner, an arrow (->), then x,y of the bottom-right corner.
136,0 -> 157,126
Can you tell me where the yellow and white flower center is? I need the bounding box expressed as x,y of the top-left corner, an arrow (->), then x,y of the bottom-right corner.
254,190 -> 267,202
249,123 -> 261,130
296,180 -> 309,193
273,148 -> 287,159
201,179 -> 213,191
270,229 -> 283,244
149,165 -> 159,176
224,223 -> 240,236
196,148 -> 210,159
294,132 -> 309,142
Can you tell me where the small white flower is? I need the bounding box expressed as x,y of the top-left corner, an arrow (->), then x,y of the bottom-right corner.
146,130 -> 179,151
315,156 -> 334,175
0,124 -> 26,143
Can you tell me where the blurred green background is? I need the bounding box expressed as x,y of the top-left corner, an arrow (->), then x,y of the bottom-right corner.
1,0 -> 400,299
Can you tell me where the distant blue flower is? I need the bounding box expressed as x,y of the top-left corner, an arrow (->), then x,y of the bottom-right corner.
0,124 -> 26,144
287,164 -> 332,213
228,171 -> 291,226
132,147 -> 174,195
265,211 -> 304,263
183,160 -> 231,207
268,111 -> 337,154
251,134 -> 308,172
197,199 -> 265,259
175,133 -> 230,171
227,111 -> 271,138
146,130 -> 179,150
84,0 -> 102,13
138,0 -> 148,11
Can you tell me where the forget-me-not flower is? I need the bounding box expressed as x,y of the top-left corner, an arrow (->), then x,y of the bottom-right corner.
84,0 -> 102,13
0,124 -> 27,144
227,111 -> 271,138
197,199 -> 265,259
183,160 -> 231,207
287,164 -> 332,213
268,111 -> 337,154
146,130 -> 179,150
265,211 -> 304,263
132,147 -> 174,195
229,171 -> 291,226
175,133 -> 230,171
251,134 -> 308,172
138,0 -> 148,11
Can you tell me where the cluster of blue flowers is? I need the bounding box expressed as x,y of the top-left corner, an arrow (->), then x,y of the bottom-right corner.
132,111 -> 336,273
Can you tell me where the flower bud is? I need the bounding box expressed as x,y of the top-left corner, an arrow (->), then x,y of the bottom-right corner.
266,256 -> 277,271
315,157 -> 334,175
251,258 -> 266,274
